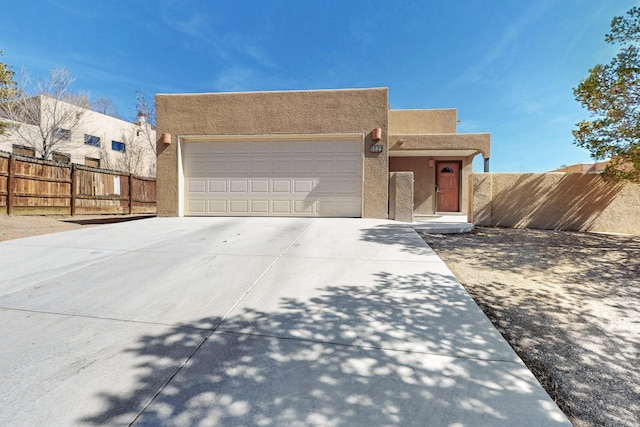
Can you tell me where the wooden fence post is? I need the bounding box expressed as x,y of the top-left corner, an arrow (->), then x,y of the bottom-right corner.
7,155 -> 15,216
1,156 -> 156,217
70,164 -> 76,216
128,174 -> 133,215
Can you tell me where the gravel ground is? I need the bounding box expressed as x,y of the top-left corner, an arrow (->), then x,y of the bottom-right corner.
419,227 -> 640,427
0,214 -> 153,242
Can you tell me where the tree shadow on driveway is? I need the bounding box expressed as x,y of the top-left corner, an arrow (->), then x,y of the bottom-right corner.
80,267 -> 567,426
358,223 -> 437,256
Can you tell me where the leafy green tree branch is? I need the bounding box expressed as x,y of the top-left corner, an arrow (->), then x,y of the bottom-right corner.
573,7 -> 640,182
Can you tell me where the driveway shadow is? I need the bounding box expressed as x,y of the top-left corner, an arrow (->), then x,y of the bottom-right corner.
359,223 -> 435,256
80,267 -> 565,426
62,215 -> 155,226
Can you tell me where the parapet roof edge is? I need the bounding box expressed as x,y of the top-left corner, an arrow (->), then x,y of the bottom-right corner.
389,108 -> 457,112
156,87 -> 389,97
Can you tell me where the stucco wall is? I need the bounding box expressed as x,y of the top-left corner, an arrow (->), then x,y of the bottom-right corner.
388,133 -> 491,159
388,171 -> 414,222
388,109 -> 457,134
156,88 -> 389,218
459,158 -> 473,216
389,157 -> 433,214
473,173 -> 640,235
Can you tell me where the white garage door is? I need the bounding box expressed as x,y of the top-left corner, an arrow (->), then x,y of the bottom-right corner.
183,137 -> 363,217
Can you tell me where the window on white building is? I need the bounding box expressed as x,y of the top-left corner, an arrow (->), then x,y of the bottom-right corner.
84,134 -> 101,147
55,128 -> 71,141
111,141 -> 126,152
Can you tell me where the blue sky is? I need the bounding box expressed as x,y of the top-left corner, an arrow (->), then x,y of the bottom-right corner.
1,0 -> 636,172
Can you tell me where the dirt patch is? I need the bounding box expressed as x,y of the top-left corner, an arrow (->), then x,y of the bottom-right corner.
0,215 -> 154,242
419,227 -> 640,427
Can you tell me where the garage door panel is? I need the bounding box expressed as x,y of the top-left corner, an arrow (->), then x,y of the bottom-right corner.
273,180 -> 292,193
293,160 -> 313,174
251,180 -> 269,193
188,160 -> 216,175
316,160 -> 335,174
186,160 -> 228,176
184,138 -> 362,217
337,179 -> 360,194
272,200 -> 292,214
314,179 -> 359,195
187,144 -> 220,155
249,143 -> 270,154
209,200 -> 227,213
318,199 -> 361,216
250,200 -> 270,213
229,180 -> 249,193
315,141 -> 336,153
209,160 -> 228,174
272,141 -> 293,153
228,160 -> 249,173
188,199 -> 207,213
338,141 -> 361,153
294,200 -> 314,214
314,180 -> 336,194
188,180 -> 207,193
272,160 -> 292,174
337,159 -> 359,174
209,180 -> 227,193
229,200 -> 249,213
251,161 -> 271,174
294,180 -> 314,193
293,143 -> 313,153
228,141 -> 249,154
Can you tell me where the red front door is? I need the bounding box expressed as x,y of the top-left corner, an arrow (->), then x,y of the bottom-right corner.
437,161 -> 460,212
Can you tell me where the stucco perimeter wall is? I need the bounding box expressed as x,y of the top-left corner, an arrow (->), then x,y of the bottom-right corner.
156,88 -> 389,218
388,109 -> 457,134
473,173 -> 640,235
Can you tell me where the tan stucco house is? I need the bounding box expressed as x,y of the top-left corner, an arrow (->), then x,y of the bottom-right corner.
156,87 -> 490,220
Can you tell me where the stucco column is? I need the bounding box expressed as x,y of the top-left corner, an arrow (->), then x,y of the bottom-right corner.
389,171 -> 414,223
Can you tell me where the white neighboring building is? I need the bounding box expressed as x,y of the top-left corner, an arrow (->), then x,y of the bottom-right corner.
0,95 -> 156,177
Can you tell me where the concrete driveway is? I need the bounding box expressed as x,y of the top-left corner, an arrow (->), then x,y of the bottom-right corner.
0,217 -> 570,426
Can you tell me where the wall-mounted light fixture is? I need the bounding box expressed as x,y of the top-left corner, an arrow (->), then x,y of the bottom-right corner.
162,133 -> 171,144
372,127 -> 382,141
428,159 -> 435,168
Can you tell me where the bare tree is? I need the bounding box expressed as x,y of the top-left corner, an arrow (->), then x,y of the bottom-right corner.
95,90 -> 156,177
100,128 -> 156,177
134,90 -> 156,155
0,51 -> 19,134
91,97 -> 119,118
0,66 -> 90,160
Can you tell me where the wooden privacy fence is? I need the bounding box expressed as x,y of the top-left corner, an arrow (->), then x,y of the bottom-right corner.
0,152 -> 156,216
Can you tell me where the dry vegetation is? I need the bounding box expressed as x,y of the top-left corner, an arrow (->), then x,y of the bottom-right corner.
419,227 -> 640,427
